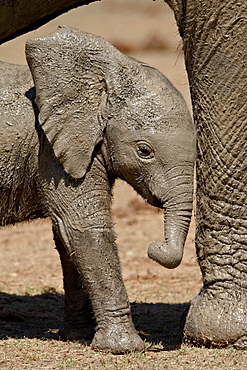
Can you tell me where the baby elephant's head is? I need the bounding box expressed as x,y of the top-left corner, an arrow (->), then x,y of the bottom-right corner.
26,26 -> 196,269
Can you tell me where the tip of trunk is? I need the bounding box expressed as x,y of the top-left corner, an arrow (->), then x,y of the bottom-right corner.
148,241 -> 183,269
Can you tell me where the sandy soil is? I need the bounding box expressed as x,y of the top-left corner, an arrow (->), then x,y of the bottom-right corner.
0,1 -> 245,369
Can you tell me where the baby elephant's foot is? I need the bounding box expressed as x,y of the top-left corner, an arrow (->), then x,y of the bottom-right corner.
91,319 -> 145,354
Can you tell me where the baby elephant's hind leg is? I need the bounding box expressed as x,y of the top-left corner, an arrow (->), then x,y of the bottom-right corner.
53,228 -> 96,341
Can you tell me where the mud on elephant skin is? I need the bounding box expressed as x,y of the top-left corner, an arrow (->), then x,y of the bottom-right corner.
0,26 -> 196,353
165,0 -> 247,348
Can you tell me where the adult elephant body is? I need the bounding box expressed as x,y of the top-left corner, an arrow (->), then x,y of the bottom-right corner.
167,0 -> 247,348
0,28 -> 195,353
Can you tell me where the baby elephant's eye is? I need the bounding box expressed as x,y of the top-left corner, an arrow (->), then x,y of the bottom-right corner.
136,142 -> 154,159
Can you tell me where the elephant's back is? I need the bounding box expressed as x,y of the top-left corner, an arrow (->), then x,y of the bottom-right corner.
0,62 -> 37,161
0,62 -> 43,226
0,62 -> 35,132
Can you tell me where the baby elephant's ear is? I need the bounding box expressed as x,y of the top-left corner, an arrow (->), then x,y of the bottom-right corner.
26,28 -> 107,179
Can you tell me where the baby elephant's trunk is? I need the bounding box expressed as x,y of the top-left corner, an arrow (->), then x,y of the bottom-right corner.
148,167 -> 194,269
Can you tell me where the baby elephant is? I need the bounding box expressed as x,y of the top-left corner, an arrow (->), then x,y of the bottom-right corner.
0,26 -> 196,353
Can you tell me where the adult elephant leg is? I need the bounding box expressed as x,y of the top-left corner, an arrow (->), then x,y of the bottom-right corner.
53,228 -> 95,341
179,1 -> 247,347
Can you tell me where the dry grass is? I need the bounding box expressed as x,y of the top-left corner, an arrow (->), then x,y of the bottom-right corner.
0,339 -> 246,370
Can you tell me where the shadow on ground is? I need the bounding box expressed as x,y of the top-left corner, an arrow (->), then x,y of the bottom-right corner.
131,301 -> 189,350
0,291 -> 189,350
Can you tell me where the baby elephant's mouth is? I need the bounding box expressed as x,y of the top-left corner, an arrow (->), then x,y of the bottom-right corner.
140,188 -> 164,209
147,196 -> 163,209
131,182 -> 164,209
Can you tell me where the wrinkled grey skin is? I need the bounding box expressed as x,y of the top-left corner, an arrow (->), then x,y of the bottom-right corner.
1,0 -> 245,352
0,27 -> 195,353
166,0 -> 247,349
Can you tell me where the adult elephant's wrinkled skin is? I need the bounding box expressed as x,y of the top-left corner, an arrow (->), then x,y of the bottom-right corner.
166,0 -> 247,348
0,27 -> 196,354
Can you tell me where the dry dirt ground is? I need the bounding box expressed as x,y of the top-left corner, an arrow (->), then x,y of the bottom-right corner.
0,1 -> 246,369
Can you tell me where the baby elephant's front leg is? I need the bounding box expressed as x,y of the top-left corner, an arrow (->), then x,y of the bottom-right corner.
71,228 -> 145,354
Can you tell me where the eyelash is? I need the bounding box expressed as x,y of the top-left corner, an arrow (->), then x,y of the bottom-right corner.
136,142 -> 154,159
